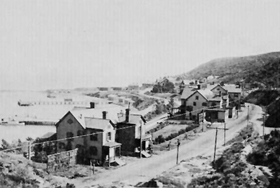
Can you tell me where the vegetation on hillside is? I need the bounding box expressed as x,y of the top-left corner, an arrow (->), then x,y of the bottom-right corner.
187,125 -> 270,188
247,130 -> 280,188
152,78 -> 175,93
244,89 -> 280,106
245,89 -> 280,127
177,52 -> 280,87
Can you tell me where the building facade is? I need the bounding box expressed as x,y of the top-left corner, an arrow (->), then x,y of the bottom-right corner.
56,111 -> 121,165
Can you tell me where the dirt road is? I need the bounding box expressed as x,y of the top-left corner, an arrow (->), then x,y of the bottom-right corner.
73,103 -> 262,187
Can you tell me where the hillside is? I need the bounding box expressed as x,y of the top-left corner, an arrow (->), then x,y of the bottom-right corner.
178,52 -> 280,87
245,89 -> 280,128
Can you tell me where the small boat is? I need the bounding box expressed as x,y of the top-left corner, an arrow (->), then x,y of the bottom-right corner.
18,100 -> 33,106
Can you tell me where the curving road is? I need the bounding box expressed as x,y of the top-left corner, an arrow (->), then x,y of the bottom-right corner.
72,103 -> 262,187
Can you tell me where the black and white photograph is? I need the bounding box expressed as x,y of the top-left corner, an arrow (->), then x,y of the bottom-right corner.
0,0 -> 280,187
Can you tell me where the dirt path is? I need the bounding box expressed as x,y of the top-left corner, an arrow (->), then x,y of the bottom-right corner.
248,104 -> 280,136
72,103 -> 262,187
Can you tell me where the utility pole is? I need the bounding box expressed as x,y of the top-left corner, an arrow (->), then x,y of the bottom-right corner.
208,126 -> 229,167
176,139 -> 180,165
247,105 -> 249,127
223,123 -> 226,146
140,121 -> 142,159
213,127 -> 218,167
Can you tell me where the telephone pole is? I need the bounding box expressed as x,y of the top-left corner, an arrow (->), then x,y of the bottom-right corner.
176,139 -> 180,165
140,122 -> 142,159
247,105 -> 249,127
213,127 -> 218,167
208,126 -> 229,167
223,123 -> 226,146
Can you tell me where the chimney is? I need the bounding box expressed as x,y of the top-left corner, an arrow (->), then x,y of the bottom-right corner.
125,109 -> 130,122
197,84 -> 201,90
80,114 -> 83,119
102,111 -> 107,119
90,102 -> 95,109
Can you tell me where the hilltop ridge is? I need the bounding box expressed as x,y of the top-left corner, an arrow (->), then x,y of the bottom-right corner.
176,51 -> 280,87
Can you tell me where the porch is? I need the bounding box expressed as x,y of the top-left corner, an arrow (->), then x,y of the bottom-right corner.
103,142 -> 122,167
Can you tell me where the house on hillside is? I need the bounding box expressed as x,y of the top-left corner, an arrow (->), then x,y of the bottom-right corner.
56,110 -> 121,165
179,84 -> 228,121
116,109 -> 151,157
210,84 -> 242,104
180,88 -> 214,120
223,85 -> 242,102
210,84 -> 228,96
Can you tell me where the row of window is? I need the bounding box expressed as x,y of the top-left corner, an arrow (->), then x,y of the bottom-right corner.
58,143 -> 98,156
192,102 -> 208,106
66,131 -> 98,141
66,131 -> 112,141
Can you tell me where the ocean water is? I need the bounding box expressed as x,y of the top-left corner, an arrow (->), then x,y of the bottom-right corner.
0,90 -> 116,144
0,90 -> 97,143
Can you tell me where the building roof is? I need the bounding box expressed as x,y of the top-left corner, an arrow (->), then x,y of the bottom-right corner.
197,89 -> 215,100
69,110 -> 114,130
118,113 -> 146,124
84,117 -> 113,130
223,84 -> 242,93
72,104 -> 126,123
181,87 -> 197,99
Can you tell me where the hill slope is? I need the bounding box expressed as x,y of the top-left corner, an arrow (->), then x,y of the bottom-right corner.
178,52 -> 280,87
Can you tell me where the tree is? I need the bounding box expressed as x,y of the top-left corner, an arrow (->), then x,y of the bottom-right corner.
26,137 -> 33,142
1,139 -> 10,150
151,78 -> 175,93
167,98 -> 175,115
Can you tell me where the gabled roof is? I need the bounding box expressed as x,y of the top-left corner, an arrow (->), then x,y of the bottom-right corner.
181,87 -> 197,99
211,84 -> 242,93
56,111 -> 114,130
197,89 -> 215,100
84,117 -> 114,130
210,84 -> 227,92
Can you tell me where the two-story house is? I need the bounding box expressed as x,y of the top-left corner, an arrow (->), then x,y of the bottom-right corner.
116,109 -> 151,157
55,110 -> 121,165
180,87 -> 215,120
211,84 -> 241,106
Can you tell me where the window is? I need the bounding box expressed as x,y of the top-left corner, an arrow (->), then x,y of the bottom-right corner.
89,146 -> 98,156
77,130 -> 82,136
67,119 -> 73,124
66,132 -> 74,141
193,102 -> 196,106
202,102 -> 207,107
107,132 -> 111,141
90,132 -> 98,141
195,96 -> 199,100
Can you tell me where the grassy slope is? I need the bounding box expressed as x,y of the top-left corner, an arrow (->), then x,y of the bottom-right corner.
177,52 -> 280,86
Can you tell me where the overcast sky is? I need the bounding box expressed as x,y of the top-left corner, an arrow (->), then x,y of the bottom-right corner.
1,0 -> 280,90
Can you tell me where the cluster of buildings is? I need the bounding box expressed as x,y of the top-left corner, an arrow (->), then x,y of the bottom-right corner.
177,83 -> 242,122
55,103 -> 151,166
